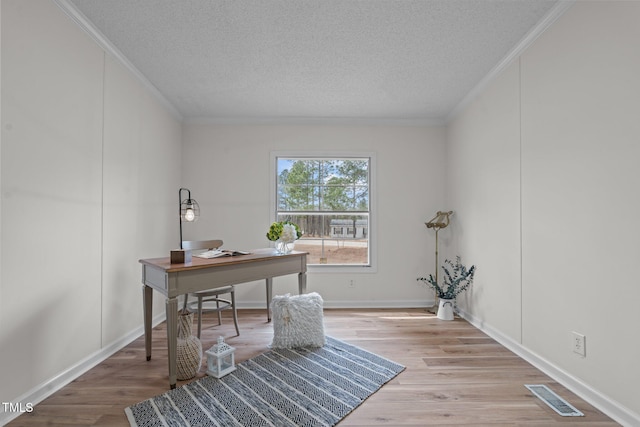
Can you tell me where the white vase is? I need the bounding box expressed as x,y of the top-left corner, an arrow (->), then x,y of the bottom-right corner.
436,298 -> 454,321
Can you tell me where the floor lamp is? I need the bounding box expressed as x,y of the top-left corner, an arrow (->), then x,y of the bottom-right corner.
425,211 -> 453,312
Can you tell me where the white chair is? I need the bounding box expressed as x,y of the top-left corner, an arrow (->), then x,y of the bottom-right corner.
181,240 -> 240,337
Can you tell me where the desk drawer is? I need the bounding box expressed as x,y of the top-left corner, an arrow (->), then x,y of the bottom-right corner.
142,265 -> 168,293
168,256 -> 303,296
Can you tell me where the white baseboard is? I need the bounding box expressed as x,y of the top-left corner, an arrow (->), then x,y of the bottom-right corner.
14,303 -> 635,426
457,308 -> 640,427
2,301 -> 422,425
236,299 -> 434,309
0,312 -> 166,426
3,298 -> 424,423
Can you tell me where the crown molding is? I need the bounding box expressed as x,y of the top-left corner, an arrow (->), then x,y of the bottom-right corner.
52,0 -> 183,122
445,0 -> 575,124
53,0 -> 572,128
52,1 -> 441,127
184,115 -> 445,127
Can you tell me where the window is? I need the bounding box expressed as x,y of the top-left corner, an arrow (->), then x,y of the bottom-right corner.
272,153 -> 375,269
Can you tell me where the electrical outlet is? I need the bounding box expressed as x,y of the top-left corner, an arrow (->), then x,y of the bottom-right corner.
572,332 -> 586,357
348,279 -> 355,288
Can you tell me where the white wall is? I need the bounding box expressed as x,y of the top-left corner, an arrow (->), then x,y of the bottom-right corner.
446,59 -> 522,341
446,2 -> 640,424
1,0 -> 103,405
4,0 -> 638,425
101,55 -> 182,344
0,0 -> 181,420
182,123 -> 446,307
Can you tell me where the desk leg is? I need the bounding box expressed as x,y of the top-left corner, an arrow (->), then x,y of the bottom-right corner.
143,285 -> 153,361
298,271 -> 307,294
166,297 -> 178,389
265,277 -> 273,322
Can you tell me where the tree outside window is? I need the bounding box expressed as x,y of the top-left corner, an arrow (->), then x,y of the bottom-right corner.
275,157 -> 371,266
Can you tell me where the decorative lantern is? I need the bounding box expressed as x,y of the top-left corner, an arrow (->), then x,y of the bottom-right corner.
205,336 -> 236,378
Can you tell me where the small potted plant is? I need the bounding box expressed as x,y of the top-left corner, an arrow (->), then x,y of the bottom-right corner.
417,256 -> 476,320
266,221 -> 302,254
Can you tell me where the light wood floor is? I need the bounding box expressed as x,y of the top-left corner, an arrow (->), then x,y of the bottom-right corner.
8,308 -> 619,426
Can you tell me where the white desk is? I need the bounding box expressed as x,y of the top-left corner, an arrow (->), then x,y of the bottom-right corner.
139,248 -> 307,388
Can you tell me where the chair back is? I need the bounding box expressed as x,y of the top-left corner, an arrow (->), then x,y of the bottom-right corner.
182,240 -> 223,251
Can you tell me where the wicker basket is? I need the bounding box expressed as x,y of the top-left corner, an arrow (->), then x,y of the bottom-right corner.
176,310 -> 202,380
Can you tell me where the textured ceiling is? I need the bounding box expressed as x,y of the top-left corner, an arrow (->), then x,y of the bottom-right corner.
66,0 -> 560,123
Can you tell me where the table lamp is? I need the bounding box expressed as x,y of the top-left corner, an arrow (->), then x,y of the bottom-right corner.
171,187 -> 200,263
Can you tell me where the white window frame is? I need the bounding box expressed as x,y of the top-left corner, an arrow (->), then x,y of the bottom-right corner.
270,151 -> 377,273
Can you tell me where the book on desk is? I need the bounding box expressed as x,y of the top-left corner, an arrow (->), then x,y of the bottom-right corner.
193,249 -> 250,259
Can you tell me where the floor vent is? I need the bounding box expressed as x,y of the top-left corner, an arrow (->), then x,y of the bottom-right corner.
525,384 -> 584,417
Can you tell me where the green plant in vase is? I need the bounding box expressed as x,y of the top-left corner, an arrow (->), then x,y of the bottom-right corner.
417,256 -> 476,320
418,256 -> 476,299
266,221 -> 302,254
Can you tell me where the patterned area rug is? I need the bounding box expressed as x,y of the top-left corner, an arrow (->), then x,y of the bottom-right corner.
125,336 -> 405,427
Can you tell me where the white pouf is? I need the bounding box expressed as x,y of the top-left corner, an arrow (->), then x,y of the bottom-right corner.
271,292 -> 326,349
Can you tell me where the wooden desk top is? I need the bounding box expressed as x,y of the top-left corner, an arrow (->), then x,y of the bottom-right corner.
139,248 -> 308,273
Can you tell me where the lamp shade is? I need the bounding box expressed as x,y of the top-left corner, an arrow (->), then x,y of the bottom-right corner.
179,187 -> 200,249
181,198 -> 200,222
